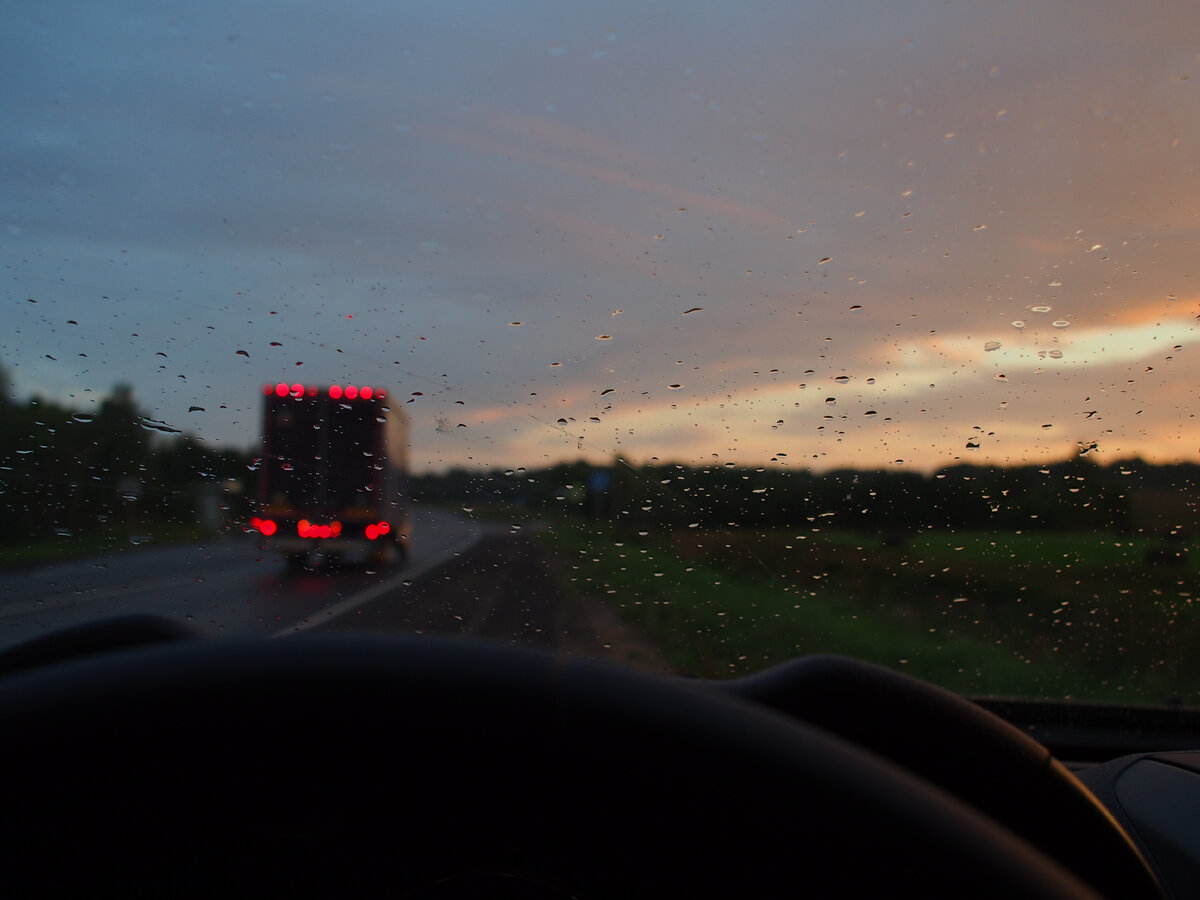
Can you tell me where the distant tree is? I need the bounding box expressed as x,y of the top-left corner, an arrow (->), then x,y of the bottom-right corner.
93,384 -> 150,481
0,361 -> 11,409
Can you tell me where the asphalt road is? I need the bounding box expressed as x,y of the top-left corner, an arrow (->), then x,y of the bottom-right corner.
0,506 -> 672,672
0,505 -> 508,652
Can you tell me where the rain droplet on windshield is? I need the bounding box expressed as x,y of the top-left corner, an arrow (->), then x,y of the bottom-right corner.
984,341 -> 1001,352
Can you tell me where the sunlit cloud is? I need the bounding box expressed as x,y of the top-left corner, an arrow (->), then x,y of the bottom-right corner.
7,0 -> 1200,478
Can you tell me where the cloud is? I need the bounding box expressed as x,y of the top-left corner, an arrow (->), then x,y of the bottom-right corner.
6,0 -> 1200,474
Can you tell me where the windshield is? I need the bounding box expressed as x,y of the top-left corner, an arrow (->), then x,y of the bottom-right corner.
4,0 -> 1200,704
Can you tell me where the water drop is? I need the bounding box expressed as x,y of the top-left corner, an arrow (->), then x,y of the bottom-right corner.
1052,320 -> 1069,328
984,341 -> 1001,352
1031,306 -> 1052,314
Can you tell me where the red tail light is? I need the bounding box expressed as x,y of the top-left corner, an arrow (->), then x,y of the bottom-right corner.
298,519 -> 342,539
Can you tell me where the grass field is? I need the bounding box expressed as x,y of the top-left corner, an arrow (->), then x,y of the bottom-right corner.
538,516 -> 1200,703
0,522 -> 216,571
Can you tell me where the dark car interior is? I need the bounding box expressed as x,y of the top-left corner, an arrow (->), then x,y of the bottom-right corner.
0,613 -> 1193,898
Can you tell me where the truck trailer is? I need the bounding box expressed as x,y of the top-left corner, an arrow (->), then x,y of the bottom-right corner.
251,382 -> 410,570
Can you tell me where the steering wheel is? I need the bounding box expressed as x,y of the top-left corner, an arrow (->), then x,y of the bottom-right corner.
0,632 -> 1141,897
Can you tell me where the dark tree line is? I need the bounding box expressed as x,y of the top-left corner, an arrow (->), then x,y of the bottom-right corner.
411,455 -> 1200,536
5,359 -> 1196,549
0,378 -> 253,547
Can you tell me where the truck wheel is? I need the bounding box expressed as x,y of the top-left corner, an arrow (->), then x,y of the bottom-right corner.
371,537 -> 407,569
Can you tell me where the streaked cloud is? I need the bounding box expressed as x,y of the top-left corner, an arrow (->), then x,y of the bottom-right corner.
4,0 -> 1200,474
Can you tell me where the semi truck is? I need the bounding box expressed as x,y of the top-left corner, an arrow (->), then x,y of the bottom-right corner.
251,382 -> 410,570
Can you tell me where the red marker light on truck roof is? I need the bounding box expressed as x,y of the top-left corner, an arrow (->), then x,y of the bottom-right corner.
275,383 -> 289,397
345,385 -> 359,400
329,385 -> 343,399
360,386 -> 373,400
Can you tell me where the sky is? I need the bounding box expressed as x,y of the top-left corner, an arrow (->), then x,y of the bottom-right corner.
4,0 -> 1200,473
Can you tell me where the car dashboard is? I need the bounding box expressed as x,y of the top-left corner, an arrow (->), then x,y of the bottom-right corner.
0,614 -> 1193,899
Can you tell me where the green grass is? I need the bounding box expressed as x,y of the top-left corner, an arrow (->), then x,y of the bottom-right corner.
0,522 -> 215,571
538,518 -> 1200,703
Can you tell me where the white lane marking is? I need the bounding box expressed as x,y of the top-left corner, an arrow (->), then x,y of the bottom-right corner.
270,534 -> 482,638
